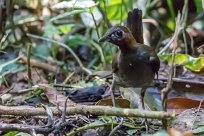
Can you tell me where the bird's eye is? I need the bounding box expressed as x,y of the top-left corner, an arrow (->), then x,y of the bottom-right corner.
115,31 -> 123,37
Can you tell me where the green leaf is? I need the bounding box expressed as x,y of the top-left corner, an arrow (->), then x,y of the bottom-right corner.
193,125 -> 204,134
194,0 -> 203,12
160,53 -> 189,64
66,35 -> 88,47
57,24 -> 75,34
166,0 -> 175,29
100,0 -> 132,21
160,53 -> 204,72
14,132 -> 30,136
123,122 -> 141,129
3,131 -> 18,136
33,43 -> 50,57
167,19 -> 175,31
43,22 -> 60,38
197,122 -> 204,126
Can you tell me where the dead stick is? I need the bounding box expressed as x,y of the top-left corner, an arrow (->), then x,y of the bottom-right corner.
21,56 -> 59,72
0,105 -> 172,119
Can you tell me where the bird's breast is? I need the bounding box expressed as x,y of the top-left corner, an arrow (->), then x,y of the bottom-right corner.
114,54 -> 155,87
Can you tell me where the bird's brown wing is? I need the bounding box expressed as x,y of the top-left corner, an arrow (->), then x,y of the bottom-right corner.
136,45 -> 160,78
149,55 -> 160,78
127,8 -> 144,44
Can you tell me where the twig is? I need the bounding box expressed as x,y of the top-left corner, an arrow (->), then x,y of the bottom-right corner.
43,105 -> 54,127
27,43 -> 33,87
89,10 -> 100,39
188,31 -> 195,56
0,99 -> 75,134
53,84 -> 73,88
0,123 -> 54,134
96,1 -> 111,28
90,40 -> 105,65
0,30 -> 10,46
161,13 -> 181,111
158,0 -> 189,55
5,17 -> 43,30
161,12 -> 182,129
63,72 -> 75,84
181,0 -> 189,54
27,33 -> 92,75
21,56 -> 59,72
0,84 -> 14,97
67,121 -> 112,136
158,32 -> 177,55
0,105 -> 172,119
159,77 -> 204,86
52,97 -> 70,134
9,88 -> 34,94
108,118 -> 124,136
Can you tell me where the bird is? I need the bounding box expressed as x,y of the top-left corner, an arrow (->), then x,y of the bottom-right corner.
98,9 -> 160,110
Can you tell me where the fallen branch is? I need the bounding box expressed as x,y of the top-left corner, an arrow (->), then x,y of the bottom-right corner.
0,123 -> 54,134
0,105 -> 172,119
21,56 -> 59,72
159,77 -> 204,86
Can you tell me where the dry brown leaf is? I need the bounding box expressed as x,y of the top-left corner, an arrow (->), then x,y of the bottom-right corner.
167,97 -> 204,114
95,98 -> 130,108
17,68 -> 48,84
44,87 -> 75,107
168,128 -> 193,136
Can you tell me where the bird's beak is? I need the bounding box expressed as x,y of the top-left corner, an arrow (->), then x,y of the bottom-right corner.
98,35 -> 110,42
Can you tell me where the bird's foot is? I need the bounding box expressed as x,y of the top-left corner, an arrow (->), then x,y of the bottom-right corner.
140,118 -> 149,133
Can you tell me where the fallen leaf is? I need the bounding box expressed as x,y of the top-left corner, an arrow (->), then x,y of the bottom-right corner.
95,98 -> 130,108
168,128 -> 192,136
44,87 -> 75,107
167,97 -> 204,113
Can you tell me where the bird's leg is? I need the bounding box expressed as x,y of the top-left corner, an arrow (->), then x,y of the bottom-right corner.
161,88 -> 169,111
140,88 -> 149,132
110,75 -> 116,107
140,88 -> 146,110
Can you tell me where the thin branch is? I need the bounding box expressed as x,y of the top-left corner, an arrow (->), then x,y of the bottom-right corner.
158,32 -> 177,55
27,43 -> 33,86
161,12 -> 182,129
27,33 -> 92,75
0,123 -> 54,134
96,1 -> 112,28
108,118 -> 124,136
161,13 -> 181,111
21,56 -> 59,72
0,105 -> 172,119
90,40 -> 105,65
159,77 -> 204,86
89,9 -> 100,39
